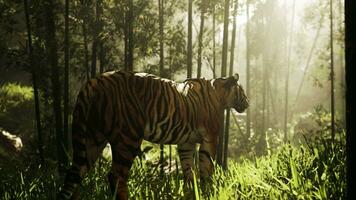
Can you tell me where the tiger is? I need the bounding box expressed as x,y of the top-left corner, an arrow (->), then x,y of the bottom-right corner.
57,70 -> 249,200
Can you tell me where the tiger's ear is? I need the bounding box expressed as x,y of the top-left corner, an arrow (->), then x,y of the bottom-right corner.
224,73 -> 239,88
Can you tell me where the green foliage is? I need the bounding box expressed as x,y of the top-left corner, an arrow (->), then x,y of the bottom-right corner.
293,105 -> 344,145
0,83 -> 34,136
210,134 -> 345,199
0,162 -> 59,199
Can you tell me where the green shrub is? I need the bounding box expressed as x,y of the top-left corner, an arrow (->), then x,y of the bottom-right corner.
0,83 -> 34,136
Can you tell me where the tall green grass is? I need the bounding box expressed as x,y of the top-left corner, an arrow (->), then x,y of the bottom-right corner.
0,133 -> 345,199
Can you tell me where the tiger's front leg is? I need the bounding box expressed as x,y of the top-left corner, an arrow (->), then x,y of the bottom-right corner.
199,136 -> 217,179
199,134 -> 217,194
177,143 -> 196,183
109,138 -> 142,200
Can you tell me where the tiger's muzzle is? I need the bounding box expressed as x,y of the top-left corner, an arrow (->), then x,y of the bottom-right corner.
234,97 -> 249,113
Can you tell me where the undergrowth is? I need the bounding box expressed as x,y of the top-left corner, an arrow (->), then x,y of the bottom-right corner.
0,133 -> 346,200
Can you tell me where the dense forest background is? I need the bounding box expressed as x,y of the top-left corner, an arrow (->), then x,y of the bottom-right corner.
0,0 -> 347,199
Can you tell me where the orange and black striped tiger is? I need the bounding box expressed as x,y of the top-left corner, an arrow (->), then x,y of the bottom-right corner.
58,70 -> 249,199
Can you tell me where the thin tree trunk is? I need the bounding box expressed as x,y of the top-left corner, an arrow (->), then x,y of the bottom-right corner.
217,0 -> 230,166
294,18 -> 322,106
330,0 -> 335,140
43,0 -> 65,172
158,0 -> 165,176
91,0 -> 101,78
197,0 -> 206,78
99,41 -> 105,73
231,112 -> 243,136
258,1 -> 274,156
267,79 -> 277,125
223,0 -> 238,170
81,2 -> 90,81
187,0 -> 193,78
206,57 -> 216,77
184,0 -> 194,178
63,0 -> 70,166
258,56 -> 267,156
97,0 -> 104,74
254,60 -> 258,134
261,53 -> 267,154
245,0 -> 251,138
91,40 -> 97,78
159,0 -> 164,76
222,111 -> 230,169
24,0 -> 44,164
124,2 -> 128,69
127,0 -> 134,71
283,0 -> 296,142
212,4 -> 216,79
220,0 -> 230,77
338,0 -> 345,127
228,0 -> 238,78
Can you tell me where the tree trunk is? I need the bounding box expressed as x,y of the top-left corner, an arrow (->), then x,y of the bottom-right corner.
212,4 -> 216,79
81,1 -> 90,81
187,0 -> 193,78
254,60 -> 259,136
223,0 -> 238,170
43,0 -> 65,172
91,43 -> 97,78
197,0 -> 206,78
267,79 -> 277,125
220,0 -> 230,77
245,0 -> 251,138
158,0 -> 165,176
63,0 -> 70,166
124,3 -> 128,69
24,0 -> 44,164
330,0 -> 335,140
91,0 -> 101,78
217,0 -> 230,166
91,42 -> 97,78
261,61 -> 267,155
97,0 -> 105,74
257,0 -> 274,156
258,56 -> 267,156
283,0 -> 296,142
99,41 -> 106,74
159,0 -> 164,76
126,0 -> 134,71
294,18 -> 322,106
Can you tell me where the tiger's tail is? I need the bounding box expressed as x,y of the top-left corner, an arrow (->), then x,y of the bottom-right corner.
57,82 -> 94,199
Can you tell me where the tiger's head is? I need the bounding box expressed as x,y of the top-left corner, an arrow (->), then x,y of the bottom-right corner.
215,74 -> 249,113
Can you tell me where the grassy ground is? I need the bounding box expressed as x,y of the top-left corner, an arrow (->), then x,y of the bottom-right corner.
0,134 -> 346,200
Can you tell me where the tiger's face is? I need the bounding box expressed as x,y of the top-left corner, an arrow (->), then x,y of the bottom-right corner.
221,74 -> 249,113
229,84 -> 249,113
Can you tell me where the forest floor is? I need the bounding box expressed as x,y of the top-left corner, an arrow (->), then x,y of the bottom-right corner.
0,133 -> 346,200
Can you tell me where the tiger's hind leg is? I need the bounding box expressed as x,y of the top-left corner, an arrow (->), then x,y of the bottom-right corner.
58,135 -> 108,200
108,137 -> 142,200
